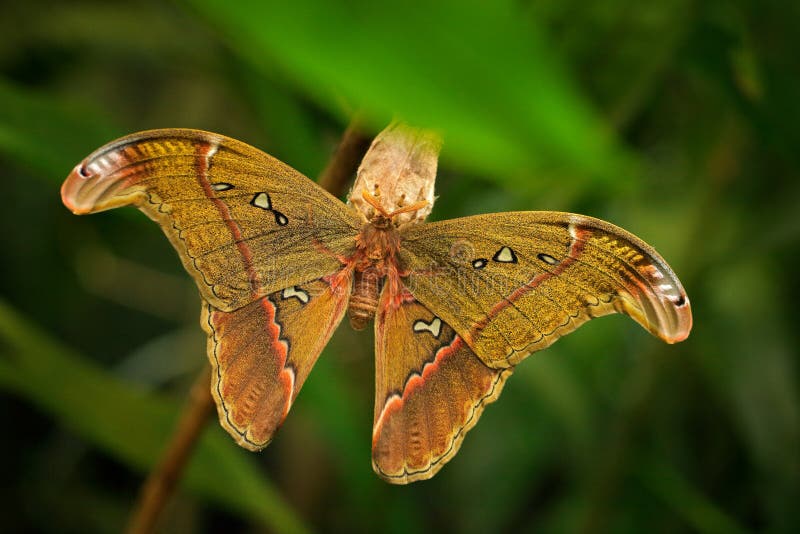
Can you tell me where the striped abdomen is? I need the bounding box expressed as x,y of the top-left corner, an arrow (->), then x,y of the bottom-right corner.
348,269 -> 383,330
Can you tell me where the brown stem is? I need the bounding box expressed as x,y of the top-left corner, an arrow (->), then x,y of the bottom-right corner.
124,116 -> 370,534
126,365 -> 214,534
317,116 -> 372,196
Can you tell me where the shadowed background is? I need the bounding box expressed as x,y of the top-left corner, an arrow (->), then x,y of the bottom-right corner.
1,0 -> 798,532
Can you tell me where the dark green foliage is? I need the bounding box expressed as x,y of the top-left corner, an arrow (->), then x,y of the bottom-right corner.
1,0 -> 797,532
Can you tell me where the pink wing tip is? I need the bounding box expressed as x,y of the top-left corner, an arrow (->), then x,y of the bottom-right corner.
663,295 -> 692,343
61,162 -> 94,214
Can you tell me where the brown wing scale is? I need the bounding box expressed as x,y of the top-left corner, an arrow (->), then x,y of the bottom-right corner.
203,275 -> 351,450
61,129 -> 361,311
399,211 -> 692,368
61,129 -> 363,450
372,285 -> 512,483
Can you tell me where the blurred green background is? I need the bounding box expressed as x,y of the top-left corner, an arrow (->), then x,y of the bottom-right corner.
1,0 -> 798,532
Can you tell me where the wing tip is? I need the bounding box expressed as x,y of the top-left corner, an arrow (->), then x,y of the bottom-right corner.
212,396 -> 283,453
210,376 -> 292,453
660,295 -> 693,344
61,163 -> 94,214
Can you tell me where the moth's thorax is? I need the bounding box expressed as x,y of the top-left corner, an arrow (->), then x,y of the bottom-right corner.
347,222 -> 403,330
356,220 -> 400,260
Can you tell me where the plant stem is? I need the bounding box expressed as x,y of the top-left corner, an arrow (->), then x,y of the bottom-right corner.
126,365 -> 214,534
318,116 -> 372,196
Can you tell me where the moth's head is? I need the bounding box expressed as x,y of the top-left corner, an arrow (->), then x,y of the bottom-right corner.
348,121 -> 440,226
360,190 -> 429,228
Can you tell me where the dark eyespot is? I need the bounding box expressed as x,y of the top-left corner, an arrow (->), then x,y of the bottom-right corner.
78,164 -> 91,178
675,295 -> 686,306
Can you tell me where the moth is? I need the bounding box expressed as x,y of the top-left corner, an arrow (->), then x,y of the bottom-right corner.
61,126 -> 692,484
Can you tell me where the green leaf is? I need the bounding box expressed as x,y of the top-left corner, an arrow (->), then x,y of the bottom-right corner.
0,299 -> 309,534
185,0 -> 633,191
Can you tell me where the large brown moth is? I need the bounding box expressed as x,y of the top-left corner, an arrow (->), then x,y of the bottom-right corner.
61,124 -> 691,484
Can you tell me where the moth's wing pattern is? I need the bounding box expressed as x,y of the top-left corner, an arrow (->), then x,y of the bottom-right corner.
203,275 -> 351,449
62,129 -> 362,449
62,129 -> 362,311
399,211 -> 692,368
372,285 -> 511,483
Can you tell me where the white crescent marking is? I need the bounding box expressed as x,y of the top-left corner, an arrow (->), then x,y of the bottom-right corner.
413,317 -> 442,338
282,286 -> 310,304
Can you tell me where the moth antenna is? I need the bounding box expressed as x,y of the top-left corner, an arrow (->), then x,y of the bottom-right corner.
362,190 -> 391,218
389,199 -> 429,217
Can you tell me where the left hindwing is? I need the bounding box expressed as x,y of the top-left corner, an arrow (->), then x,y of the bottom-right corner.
372,285 -> 511,484
202,275 -> 351,451
399,211 -> 692,368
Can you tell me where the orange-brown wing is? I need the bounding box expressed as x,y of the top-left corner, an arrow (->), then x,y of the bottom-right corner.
399,212 -> 692,368
62,129 -> 361,311
372,285 -> 512,483
203,275 -> 351,450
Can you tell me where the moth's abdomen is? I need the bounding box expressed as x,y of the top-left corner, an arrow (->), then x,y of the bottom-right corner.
349,269 -> 382,330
